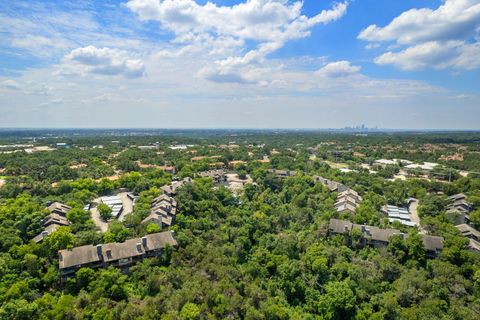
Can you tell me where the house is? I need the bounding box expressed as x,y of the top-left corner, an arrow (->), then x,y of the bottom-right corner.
328,219 -> 443,257
328,218 -> 353,235
268,169 -> 296,178
33,202 -> 72,243
404,162 -> 439,171
228,160 -> 247,169
422,235 -> 444,257
58,231 -> 177,279
313,175 -> 348,193
373,159 -> 412,168
446,193 -> 472,225
455,224 -> 480,251
32,224 -> 61,243
48,202 -> 71,216
334,189 -> 362,215
455,224 -> 480,252
382,204 -> 417,227
197,169 -> 227,183
448,193 -> 467,202
152,194 -> 177,208
329,219 -> 402,247
313,176 -> 361,214
143,191 -> 180,228
456,224 -> 480,240
43,213 -> 70,228
161,177 -> 192,196
56,142 -> 69,148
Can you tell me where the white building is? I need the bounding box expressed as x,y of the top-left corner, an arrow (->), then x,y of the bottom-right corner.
100,195 -> 123,218
383,204 -> 417,227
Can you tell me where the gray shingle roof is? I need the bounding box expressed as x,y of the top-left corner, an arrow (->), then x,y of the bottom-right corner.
59,231 -> 177,269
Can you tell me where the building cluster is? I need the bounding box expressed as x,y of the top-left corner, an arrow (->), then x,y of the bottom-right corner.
328,219 -> 444,257
196,169 -> 227,183
144,178 -> 193,228
314,176 -> 361,215
313,176 -> 348,193
446,193 -> 473,225
445,193 -> 479,252
374,159 -> 412,167
161,177 -> 193,196
268,169 -> 297,179
58,231 -> 177,280
335,189 -> 362,215
382,200 -> 417,227
33,202 -> 71,243
404,162 -> 439,171
142,194 -> 178,228
455,224 -> 480,252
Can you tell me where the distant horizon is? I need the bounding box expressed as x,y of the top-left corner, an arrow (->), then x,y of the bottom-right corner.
1,127 -> 480,133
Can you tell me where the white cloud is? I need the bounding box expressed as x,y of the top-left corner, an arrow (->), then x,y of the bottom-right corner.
38,97 -> 64,107
358,0 -> 480,44
126,0 -> 348,82
126,0 -> 347,42
359,0 -> 480,70
375,40 -> 480,70
62,46 -> 146,78
315,61 -> 361,78
1,79 -> 21,90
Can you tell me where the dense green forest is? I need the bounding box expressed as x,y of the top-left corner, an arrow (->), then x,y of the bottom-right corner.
0,130 -> 479,319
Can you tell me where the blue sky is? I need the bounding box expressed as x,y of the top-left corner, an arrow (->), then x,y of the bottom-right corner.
0,0 -> 479,129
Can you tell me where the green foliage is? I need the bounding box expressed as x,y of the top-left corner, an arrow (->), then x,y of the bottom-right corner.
180,303 -> 200,320
146,223 -> 161,234
0,132 -> 479,319
97,203 -> 113,221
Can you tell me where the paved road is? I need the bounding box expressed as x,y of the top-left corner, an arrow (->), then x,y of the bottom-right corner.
408,199 -> 425,233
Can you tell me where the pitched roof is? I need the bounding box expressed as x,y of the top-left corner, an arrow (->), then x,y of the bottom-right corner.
59,244 -> 101,269
142,213 -> 162,225
32,224 -> 60,243
43,213 -> 70,227
328,219 -> 353,234
47,202 -> 71,216
467,239 -> 480,252
447,193 -> 467,201
456,224 -> 480,240
59,231 -> 177,269
152,194 -> 176,206
359,225 -> 402,242
336,203 -> 358,214
421,235 -> 444,252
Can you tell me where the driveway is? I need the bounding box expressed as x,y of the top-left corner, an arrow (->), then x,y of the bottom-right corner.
117,192 -> 135,221
89,192 -> 135,232
90,203 -> 109,232
408,199 -> 425,233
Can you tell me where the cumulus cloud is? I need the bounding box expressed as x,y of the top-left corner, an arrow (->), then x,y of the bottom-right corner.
375,41 -> 480,70
126,0 -> 348,82
359,0 -> 480,70
315,61 -> 361,78
62,46 -> 145,78
126,0 -> 348,42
